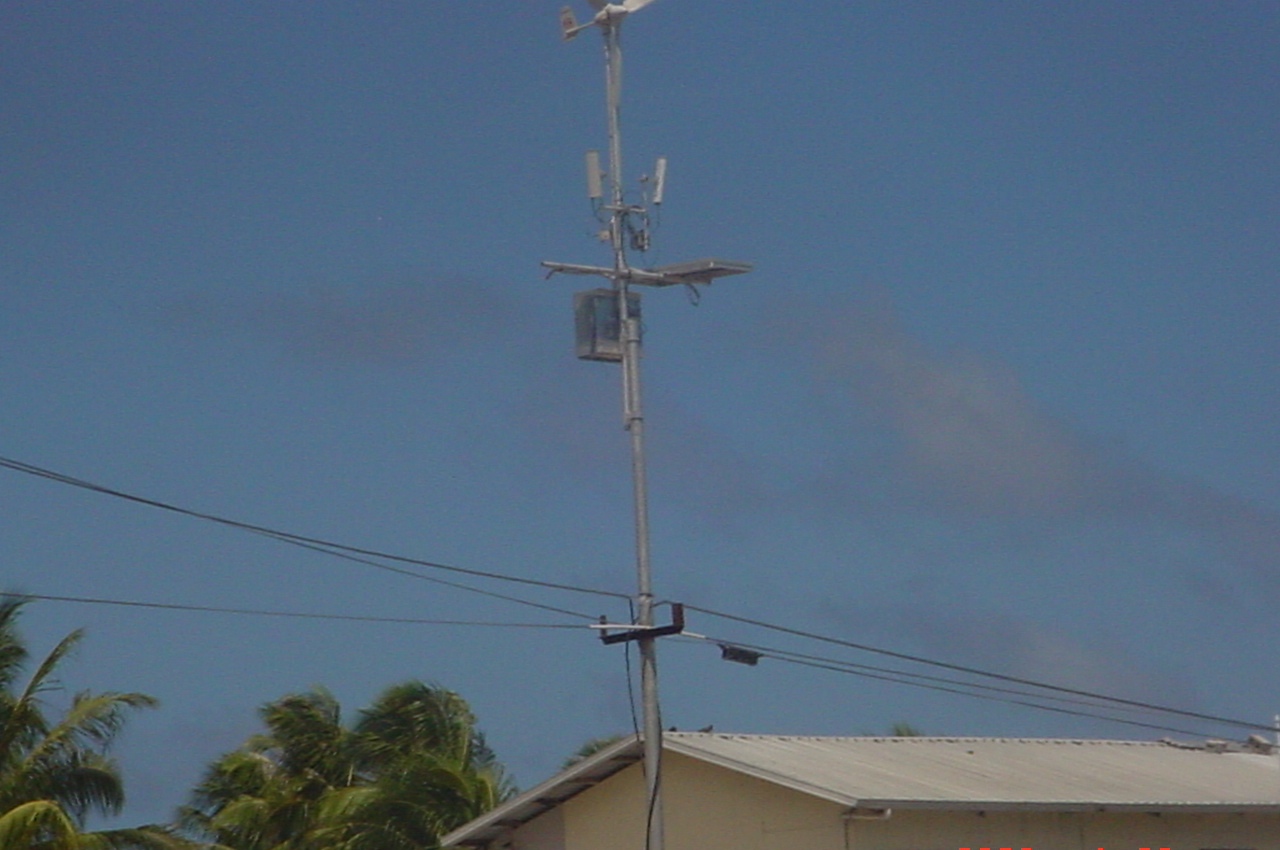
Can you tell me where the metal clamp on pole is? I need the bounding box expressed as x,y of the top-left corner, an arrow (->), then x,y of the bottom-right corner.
597,603 -> 685,645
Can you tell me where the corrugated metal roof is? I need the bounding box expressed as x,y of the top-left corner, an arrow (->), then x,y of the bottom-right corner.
442,734 -> 1280,847
443,735 -> 642,848
665,733 -> 1280,811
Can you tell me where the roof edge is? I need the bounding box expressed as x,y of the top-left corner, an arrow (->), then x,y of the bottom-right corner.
442,735 -> 642,848
662,735 -> 862,808
858,799 -> 1280,814
442,732 -> 1280,847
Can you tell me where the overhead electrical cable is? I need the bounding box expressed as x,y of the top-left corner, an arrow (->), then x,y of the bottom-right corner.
0,455 -> 630,608
691,634 -> 1173,717
678,634 -> 1213,738
684,603 -> 1275,734
250,524 -> 601,620
624,599 -> 642,739
715,643 -> 1213,739
5,592 -> 585,629
3,454 -> 1266,736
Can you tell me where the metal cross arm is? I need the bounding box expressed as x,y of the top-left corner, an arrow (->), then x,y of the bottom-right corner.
541,261 -> 615,279
542,258 -> 753,287
648,258 -> 753,286
594,603 -> 685,645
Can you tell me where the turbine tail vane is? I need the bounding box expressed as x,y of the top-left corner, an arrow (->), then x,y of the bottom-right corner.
561,0 -> 662,35
560,6 -> 585,40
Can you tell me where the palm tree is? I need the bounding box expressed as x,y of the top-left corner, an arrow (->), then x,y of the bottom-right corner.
181,682 -> 510,850
180,689 -> 350,850
344,682 -> 511,847
0,595 -> 188,849
887,722 -> 923,737
560,735 -> 625,771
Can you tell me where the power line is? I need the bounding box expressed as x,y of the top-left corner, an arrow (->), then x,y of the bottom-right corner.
684,604 -> 1274,734
252,525 -> 602,621
3,454 -> 1267,736
761,649 -> 1213,739
0,455 -> 629,606
678,634 -> 1213,739
7,592 -> 585,630
692,634 -> 1168,717
12,589 -> 1240,740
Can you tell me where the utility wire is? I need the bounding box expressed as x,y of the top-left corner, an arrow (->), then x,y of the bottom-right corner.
624,599 -> 641,739
685,604 -> 1275,734
6,592 -> 584,630
251,525 -> 600,621
679,634 -> 1212,738
694,634 -> 1171,718
743,646 -> 1212,739
0,455 -> 630,614
3,455 -> 1266,736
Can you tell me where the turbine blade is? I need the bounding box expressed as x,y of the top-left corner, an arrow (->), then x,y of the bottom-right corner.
560,5 -> 581,40
620,0 -> 659,10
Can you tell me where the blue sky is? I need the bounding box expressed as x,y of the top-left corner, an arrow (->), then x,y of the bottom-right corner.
3,0 -> 1278,828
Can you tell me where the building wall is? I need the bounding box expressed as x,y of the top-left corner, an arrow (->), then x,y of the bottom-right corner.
523,754 -> 1279,850
850,808 -> 1277,850
563,759 -> 648,850
503,804 -> 565,850
564,752 -> 846,850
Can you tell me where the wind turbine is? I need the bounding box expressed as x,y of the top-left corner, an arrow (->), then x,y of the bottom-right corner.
558,0 -> 664,280
560,0 -> 661,40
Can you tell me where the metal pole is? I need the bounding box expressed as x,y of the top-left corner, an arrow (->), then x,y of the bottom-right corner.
604,20 -> 665,850
604,22 -> 626,273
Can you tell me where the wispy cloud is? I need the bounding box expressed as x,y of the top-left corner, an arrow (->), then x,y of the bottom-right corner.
814,298 -> 1113,517
516,364 -> 770,523
827,600 -> 1204,720
164,276 -> 517,367
803,295 -> 1279,583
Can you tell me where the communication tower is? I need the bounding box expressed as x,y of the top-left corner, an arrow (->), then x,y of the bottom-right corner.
544,6 -> 752,850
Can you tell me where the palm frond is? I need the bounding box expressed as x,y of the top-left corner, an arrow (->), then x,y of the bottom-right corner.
32,691 -> 158,760
73,823 -> 201,850
0,798 -> 79,849
0,596 -> 32,693
0,629 -> 84,763
0,603 -> 161,838
182,680 -> 510,850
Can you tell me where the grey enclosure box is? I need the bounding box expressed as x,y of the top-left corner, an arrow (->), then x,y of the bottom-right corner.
574,288 -> 641,362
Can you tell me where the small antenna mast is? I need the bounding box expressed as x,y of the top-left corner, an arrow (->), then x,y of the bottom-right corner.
545,8 -> 752,850
651,156 -> 668,206
585,150 -> 603,200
